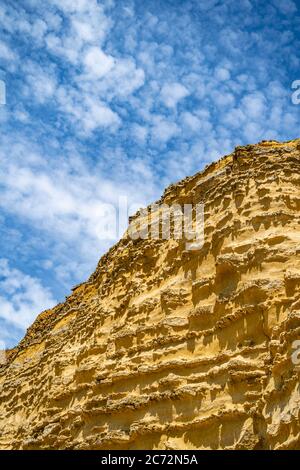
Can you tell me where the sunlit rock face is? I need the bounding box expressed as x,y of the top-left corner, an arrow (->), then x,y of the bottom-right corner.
0,139 -> 300,450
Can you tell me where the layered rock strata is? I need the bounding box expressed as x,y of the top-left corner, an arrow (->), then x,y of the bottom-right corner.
0,139 -> 300,450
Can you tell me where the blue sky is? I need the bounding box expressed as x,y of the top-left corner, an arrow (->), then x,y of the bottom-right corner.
0,0 -> 299,348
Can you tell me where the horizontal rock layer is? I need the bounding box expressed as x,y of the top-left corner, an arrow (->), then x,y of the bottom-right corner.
0,139 -> 300,450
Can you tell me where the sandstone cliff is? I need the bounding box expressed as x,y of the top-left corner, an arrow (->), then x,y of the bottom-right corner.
0,139 -> 300,450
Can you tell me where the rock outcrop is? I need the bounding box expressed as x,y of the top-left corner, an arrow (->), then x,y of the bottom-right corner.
0,139 -> 300,450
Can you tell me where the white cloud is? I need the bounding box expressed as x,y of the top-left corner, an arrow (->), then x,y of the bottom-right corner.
45,0 -> 111,65
273,0 -> 297,14
160,82 -> 190,108
223,108 -> 246,128
0,259 -> 56,329
182,111 -> 202,132
25,69 -> 57,104
0,154 -> 113,242
242,92 -> 266,119
0,40 -> 16,61
0,134 -> 160,262
83,47 -> 115,78
132,123 -> 148,143
215,67 -> 231,81
212,90 -> 236,107
31,19 -> 48,40
80,97 -> 120,131
106,58 -> 145,97
14,107 -> 30,123
55,83 -> 121,134
19,3 -> 145,134
72,19 -> 95,41
152,116 -> 180,143
51,0 -> 98,14
243,121 -> 264,141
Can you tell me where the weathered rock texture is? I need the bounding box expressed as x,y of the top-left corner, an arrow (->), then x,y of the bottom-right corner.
1,139 -> 300,450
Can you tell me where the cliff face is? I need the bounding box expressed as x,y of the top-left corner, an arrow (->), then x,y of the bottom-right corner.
1,139 -> 300,450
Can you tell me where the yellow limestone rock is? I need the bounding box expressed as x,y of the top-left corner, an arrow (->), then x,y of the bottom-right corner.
1,139 -> 300,450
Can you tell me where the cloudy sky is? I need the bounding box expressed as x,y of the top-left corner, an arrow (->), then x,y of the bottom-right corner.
0,0 -> 299,348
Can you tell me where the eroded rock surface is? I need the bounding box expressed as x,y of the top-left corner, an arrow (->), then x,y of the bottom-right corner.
0,139 -> 300,450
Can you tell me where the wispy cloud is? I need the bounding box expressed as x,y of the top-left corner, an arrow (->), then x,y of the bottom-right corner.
0,258 -> 56,343
160,82 -> 190,108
